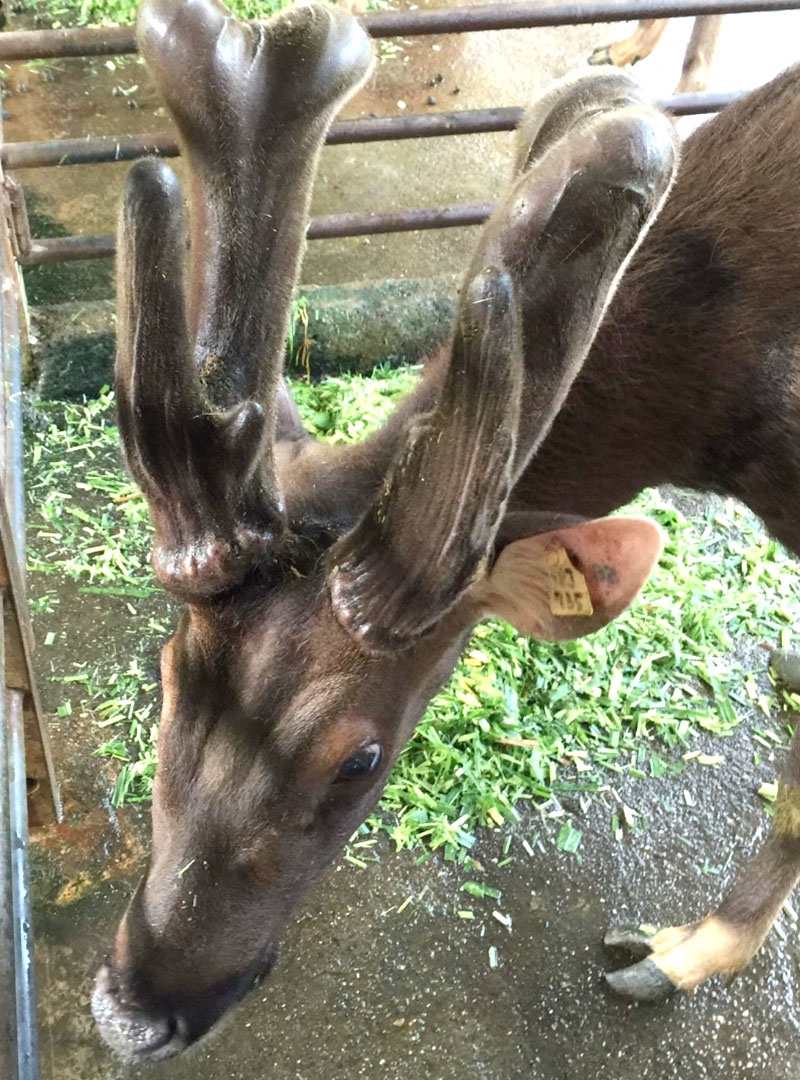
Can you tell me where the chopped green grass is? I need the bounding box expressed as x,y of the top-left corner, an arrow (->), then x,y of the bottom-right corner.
293,365 -> 418,441
24,371 -> 800,851
26,388 -> 151,585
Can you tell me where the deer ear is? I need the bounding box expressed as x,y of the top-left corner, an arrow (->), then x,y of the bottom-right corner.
471,517 -> 663,641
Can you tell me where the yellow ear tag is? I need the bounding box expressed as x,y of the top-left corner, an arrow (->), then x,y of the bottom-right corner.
547,545 -> 594,617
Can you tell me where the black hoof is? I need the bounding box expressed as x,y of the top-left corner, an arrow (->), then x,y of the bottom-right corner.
588,45 -> 613,66
605,957 -> 678,1002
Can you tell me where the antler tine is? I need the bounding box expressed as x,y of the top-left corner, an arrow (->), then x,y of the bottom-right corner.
329,266 -> 522,650
117,158 -> 278,600
481,97 -> 678,482
116,159 -> 196,505
119,0 -> 373,601
137,0 -> 374,409
512,68 -> 654,177
328,73 -> 677,651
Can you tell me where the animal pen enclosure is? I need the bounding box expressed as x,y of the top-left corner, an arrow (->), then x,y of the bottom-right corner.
2,1 -> 800,1076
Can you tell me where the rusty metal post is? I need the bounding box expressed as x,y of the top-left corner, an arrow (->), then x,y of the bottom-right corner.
4,179 -> 32,260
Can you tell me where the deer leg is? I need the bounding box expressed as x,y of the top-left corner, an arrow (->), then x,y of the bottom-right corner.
606,724 -> 800,1001
675,15 -> 724,94
588,19 -> 669,69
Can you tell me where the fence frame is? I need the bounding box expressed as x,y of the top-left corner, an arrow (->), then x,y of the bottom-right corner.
0,110 -> 61,1080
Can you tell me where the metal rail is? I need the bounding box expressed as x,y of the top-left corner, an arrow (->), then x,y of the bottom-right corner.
0,0 -> 798,58
1,616 -> 14,1079
1,92 -> 740,171
5,89 -> 741,261
0,104 -> 61,1080
8,690 -> 38,1080
365,0 -> 800,32
20,202 -> 498,264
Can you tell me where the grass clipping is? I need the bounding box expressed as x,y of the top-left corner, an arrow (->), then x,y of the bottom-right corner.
25,371 -> 800,858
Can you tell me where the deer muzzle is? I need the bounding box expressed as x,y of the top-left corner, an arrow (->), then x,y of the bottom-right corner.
92,945 -> 278,1062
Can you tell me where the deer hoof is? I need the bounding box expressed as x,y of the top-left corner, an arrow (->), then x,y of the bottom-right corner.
604,924 -> 678,1002
588,44 -> 613,66
605,957 -> 678,1002
604,924 -> 656,958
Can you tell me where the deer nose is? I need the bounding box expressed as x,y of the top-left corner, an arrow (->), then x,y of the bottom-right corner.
91,965 -> 186,1062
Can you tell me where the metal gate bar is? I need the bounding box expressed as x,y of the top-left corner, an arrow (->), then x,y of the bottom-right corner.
21,203 -> 500,264
0,0 -> 798,59
0,91 -> 740,172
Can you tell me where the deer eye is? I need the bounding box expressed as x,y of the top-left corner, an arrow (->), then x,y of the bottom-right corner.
336,742 -> 382,782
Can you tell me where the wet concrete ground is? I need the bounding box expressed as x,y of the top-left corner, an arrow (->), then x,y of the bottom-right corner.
24,336 -> 800,1058
16,3 -> 800,1077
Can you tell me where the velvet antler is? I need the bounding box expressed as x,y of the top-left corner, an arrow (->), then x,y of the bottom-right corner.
116,0 -> 373,600
328,74 -> 677,650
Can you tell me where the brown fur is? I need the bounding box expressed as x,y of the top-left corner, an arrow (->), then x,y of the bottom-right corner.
647,917 -> 762,990
592,18 -> 670,69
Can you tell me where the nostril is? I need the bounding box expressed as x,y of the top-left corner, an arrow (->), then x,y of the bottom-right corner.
91,966 -> 184,1062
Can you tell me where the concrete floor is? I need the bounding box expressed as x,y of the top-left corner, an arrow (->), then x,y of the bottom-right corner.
16,3 -> 800,1078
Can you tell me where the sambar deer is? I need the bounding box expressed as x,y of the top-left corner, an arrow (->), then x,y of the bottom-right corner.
92,0 -> 800,1061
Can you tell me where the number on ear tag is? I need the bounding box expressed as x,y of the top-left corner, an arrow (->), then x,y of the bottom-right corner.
547,545 -> 594,617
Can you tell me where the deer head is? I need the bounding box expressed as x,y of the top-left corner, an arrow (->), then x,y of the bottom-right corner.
91,0 -> 677,1061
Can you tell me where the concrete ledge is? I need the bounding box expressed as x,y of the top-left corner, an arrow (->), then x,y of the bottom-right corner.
29,276 -> 458,400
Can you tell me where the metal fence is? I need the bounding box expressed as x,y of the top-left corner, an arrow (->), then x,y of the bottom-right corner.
1,0 -> 799,264
2,1 -> 800,1078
